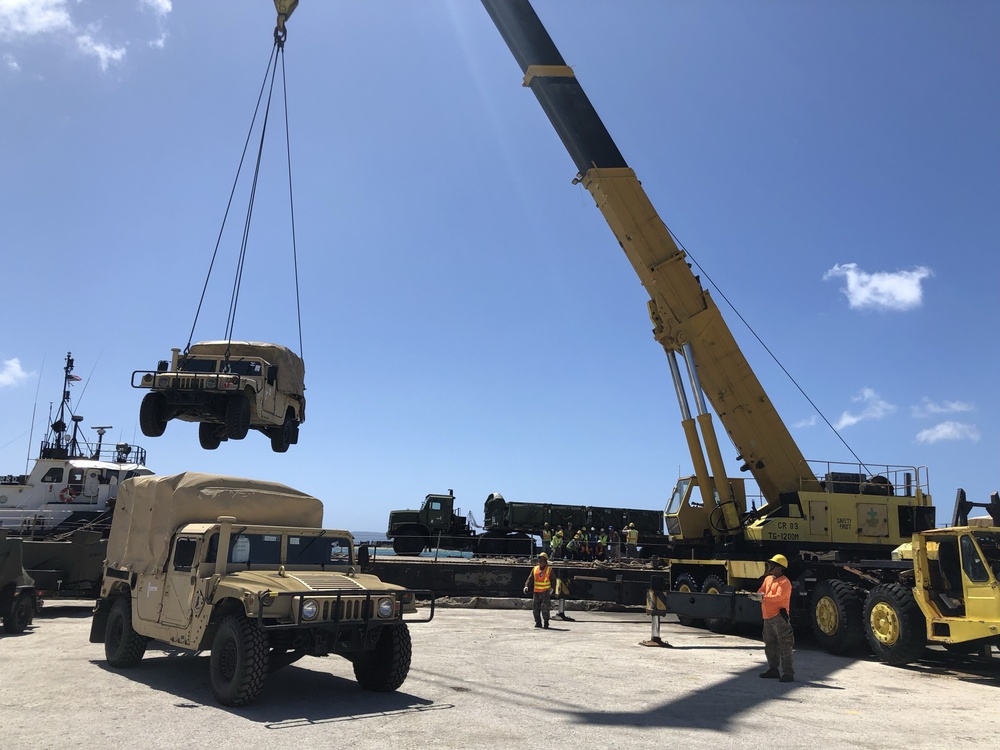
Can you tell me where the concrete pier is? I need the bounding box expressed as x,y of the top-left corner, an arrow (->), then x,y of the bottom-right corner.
3,600 -> 998,749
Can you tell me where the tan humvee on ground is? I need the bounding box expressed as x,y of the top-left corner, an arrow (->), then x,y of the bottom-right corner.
90,473 -> 433,706
132,341 -> 305,452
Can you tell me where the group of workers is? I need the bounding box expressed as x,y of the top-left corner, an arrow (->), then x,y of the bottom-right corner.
540,522 -> 640,561
523,549 -> 795,681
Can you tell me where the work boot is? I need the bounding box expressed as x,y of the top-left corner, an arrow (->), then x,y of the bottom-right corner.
779,674 -> 794,683
543,621 -> 550,629
759,669 -> 779,679
534,622 -> 542,628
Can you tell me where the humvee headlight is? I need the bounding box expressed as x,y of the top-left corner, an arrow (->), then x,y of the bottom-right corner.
377,597 -> 394,618
157,376 -> 171,388
205,377 -> 217,389
141,373 -> 153,385
301,599 -> 319,621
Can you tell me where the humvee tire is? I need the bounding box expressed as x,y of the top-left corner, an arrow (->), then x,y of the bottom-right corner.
209,613 -> 269,706
353,624 -> 412,692
139,393 -> 167,438
105,597 -> 148,667
269,410 -> 294,453
225,394 -> 251,440
199,422 -> 222,451
2,593 -> 34,634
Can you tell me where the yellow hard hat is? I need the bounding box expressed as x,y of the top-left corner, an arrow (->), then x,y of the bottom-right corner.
629,522 -> 635,528
768,554 -> 788,568
538,552 -> 548,559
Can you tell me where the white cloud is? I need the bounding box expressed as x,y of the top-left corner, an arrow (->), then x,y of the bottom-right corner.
140,0 -> 172,18
915,421 -> 981,444
0,0 -> 172,70
3,52 -> 19,71
793,415 -> 817,428
834,387 -> 896,429
76,31 -> 126,71
910,397 -> 975,419
0,358 -> 31,388
823,263 -> 932,311
0,0 -> 72,39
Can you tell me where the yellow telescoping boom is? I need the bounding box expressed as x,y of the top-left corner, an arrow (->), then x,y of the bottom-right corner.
481,0 -> 933,558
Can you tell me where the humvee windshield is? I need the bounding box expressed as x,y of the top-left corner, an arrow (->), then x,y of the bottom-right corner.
179,359 -> 218,373
221,360 -> 263,377
204,531 -> 353,567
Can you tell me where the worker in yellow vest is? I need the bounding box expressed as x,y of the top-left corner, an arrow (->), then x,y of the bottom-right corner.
551,530 -> 564,560
541,522 -> 552,556
625,523 -> 639,558
523,552 -> 553,628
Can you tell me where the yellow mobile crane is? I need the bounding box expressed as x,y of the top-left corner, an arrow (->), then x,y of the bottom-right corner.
479,1 -> 1000,661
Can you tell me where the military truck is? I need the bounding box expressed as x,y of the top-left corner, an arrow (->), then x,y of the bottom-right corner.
90,473 -> 433,706
132,341 -> 305,452
386,490 -> 667,556
0,531 -> 38,634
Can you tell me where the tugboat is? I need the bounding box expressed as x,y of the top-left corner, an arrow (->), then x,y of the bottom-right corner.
0,353 -> 153,596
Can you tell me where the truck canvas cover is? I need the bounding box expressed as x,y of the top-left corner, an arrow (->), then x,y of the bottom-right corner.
106,472 -> 323,575
188,340 -> 306,396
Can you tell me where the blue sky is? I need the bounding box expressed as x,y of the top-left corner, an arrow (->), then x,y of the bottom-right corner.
1,0 -> 997,531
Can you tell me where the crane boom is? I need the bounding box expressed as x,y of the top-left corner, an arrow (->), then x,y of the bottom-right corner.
482,0 -> 819,521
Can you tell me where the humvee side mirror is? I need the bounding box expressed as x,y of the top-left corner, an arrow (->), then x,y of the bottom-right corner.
357,543 -> 370,570
266,365 -> 278,385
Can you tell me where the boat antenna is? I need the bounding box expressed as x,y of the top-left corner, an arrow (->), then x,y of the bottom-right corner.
24,354 -> 46,475
49,352 -> 75,454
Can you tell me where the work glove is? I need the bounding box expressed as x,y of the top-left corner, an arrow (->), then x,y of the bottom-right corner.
748,592 -> 763,602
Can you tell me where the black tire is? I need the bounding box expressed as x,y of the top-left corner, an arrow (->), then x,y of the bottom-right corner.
392,530 -> 426,556
209,613 -> 269,707
864,583 -> 927,666
199,422 -> 222,451
270,411 -> 294,453
3,593 -> 34,634
809,579 -> 866,655
139,393 -> 167,438
353,624 -> 412,692
478,534 -> 505,556
702,574 -> 736,633
673,573 -> 701,628
104,598 -> 147,667
225,393 -> 251,440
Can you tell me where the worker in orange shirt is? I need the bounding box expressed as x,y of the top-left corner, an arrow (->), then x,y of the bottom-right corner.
523,552 -> 553,629
752,554 -> 794,682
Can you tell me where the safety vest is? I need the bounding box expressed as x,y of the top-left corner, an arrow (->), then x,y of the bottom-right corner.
532,565 -> 552,593
541,529 -> 551,542
552,535 -> 563,550
758,574 -> 792,619
626,528 -> 639,545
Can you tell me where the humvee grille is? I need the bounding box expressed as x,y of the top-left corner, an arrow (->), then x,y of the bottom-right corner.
322,597 -> 372,622
289,574 -> 366,591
